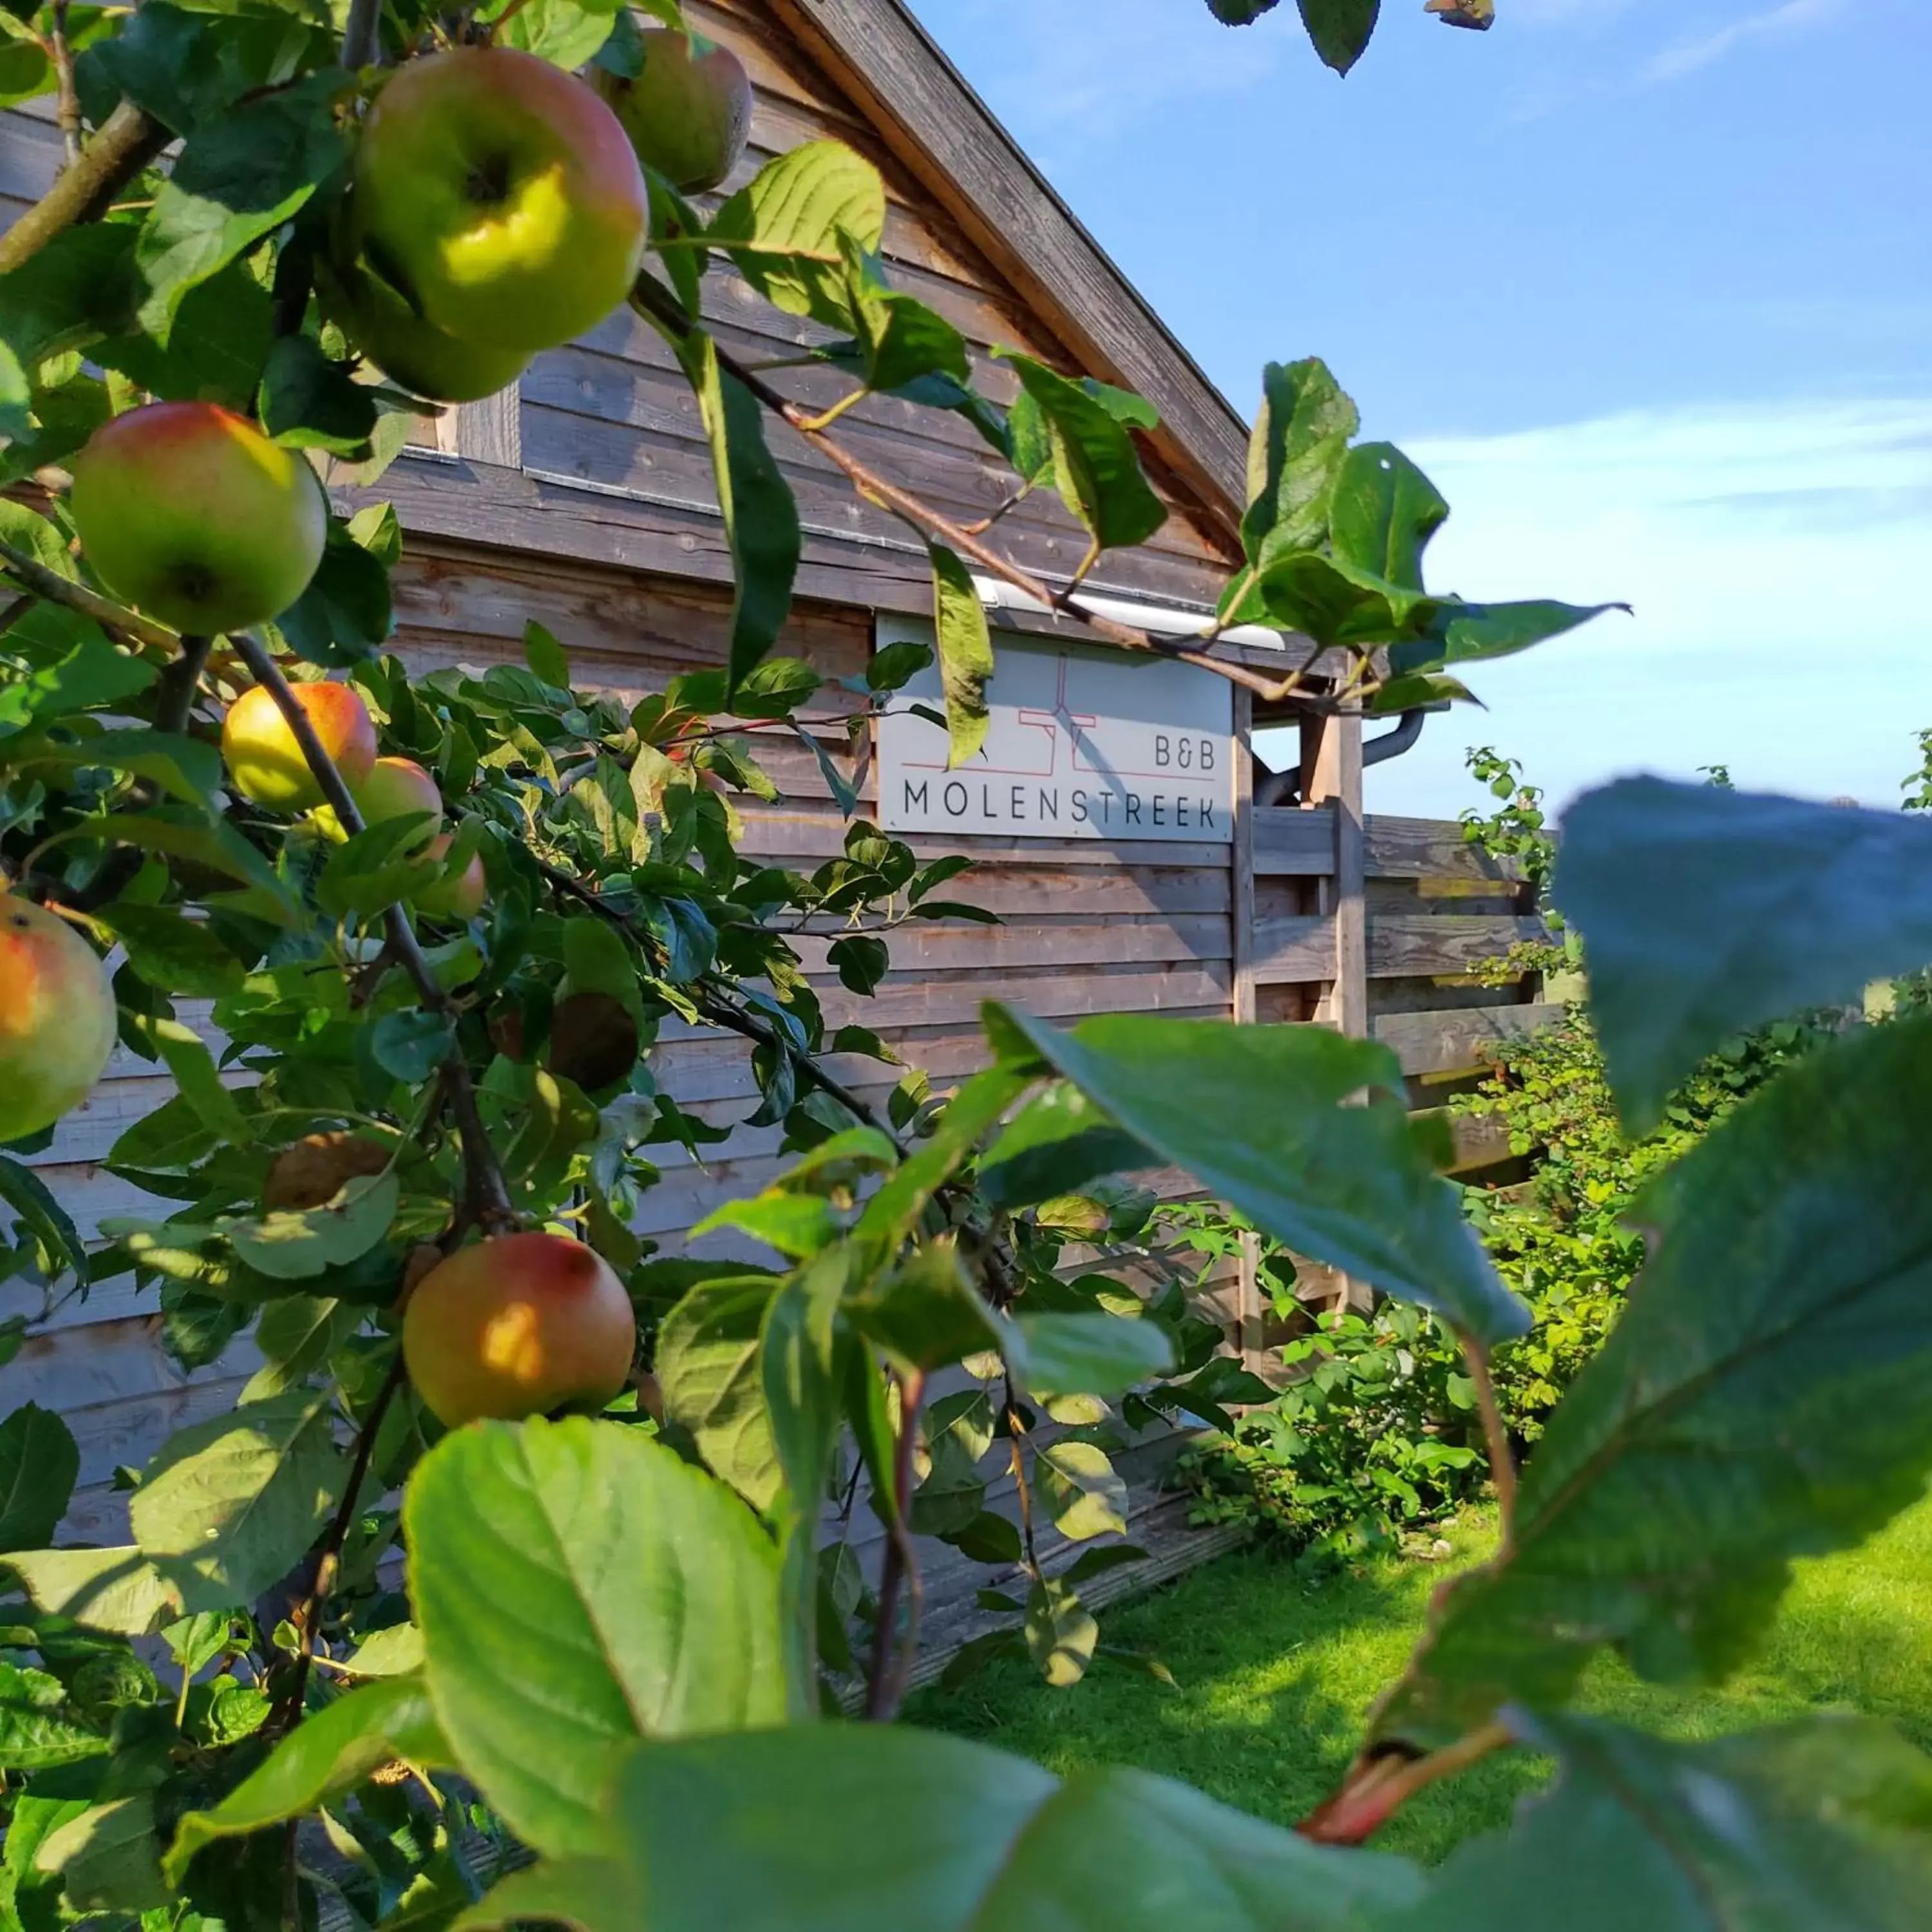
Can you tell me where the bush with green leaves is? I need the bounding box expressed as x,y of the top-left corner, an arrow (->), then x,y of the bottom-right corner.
0,1 -> 1923,1927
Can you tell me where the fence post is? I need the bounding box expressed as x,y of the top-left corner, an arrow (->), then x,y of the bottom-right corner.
1231,689 -> 1264,1367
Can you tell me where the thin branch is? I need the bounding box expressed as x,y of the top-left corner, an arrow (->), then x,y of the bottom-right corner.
1005,1374 -> 1041,1573
49,1 -> 80,169
1298,1723 -> 1513,1845
340,0 -> 383,68
627,276 -> 1311,709
865,1365 -> 925,1721
1461,1334 -> 1517,1541
0,535 -> 180,656
272,1352 -> 408,1733
229,631 -> 517,1232
0,100 -> 165,278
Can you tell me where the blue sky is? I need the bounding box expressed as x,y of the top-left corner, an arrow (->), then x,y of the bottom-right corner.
908,0 -> 1932,819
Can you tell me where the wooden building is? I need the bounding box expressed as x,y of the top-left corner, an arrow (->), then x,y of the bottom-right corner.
0,0 -> 1554,1551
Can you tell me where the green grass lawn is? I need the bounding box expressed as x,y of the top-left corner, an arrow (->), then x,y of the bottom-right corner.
911,1497 -> 1932,1864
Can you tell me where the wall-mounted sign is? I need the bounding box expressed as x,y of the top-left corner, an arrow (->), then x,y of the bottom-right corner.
874,617 -> 1235,844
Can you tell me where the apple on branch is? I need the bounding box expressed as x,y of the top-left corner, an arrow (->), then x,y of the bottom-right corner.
0,894 -> 117,1144
350,47 -> 649,360
222,681 -> 379,813
594,28 -> 754,194
402,1230 -> 637,1428
68,402 -> 327,636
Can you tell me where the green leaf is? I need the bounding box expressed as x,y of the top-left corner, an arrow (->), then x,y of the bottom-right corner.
524,619 -> 571,688
712,141 -> 887,330
990,1009 -> 1526,1347
12,726 -> 222,807
1329,442 -> 1447,591
1388,594 -> 1624,675
98,902 -> 244,996
41,810 -> 294,911
1376,1018 -> 1932,1749
760,1249 -> 849,1715
31,1794 -> 165,1913
980,1083 -> 1153,1211
1037,1440 -> 1127,1543
1557,778 -> 1928,1132
256,332 -> 377,454
226,1173 -> 397,1283
849,1239 -> 1001,1374
163,1674 -> 449,1882
1251,550 -> 1437,649
1007,1312 -> 1174,1399
1237,357 -> 1358,569
0,1155 -> 88,1285
0,1404 -> 77,1552
0,225 -> 138,372
868,639 -> 933,692
0,1660 -> 106,1770
1025,1573 -> 1099,1683
837,241 -> 971,395
130,1388 -> 346,1616
240,1295 -> 359,1401
277,513 -> 397,667
406,1416 -> 786,1860
481,0 -> 622,70
1002,355 -> 1166,553
1405,1714 -> 1932,1931
0,631 -> 153,736
1,1547 -> 182,1635
135,72 -> 351,341
126,1012 -> 251,1147
930,540 -> 994,769
656,1274 -> 783,1512
457,1726 -> 1421,1931
676,330 -> 800,694
369,1009 -> 454,1084
1296,0 -> 1380,73
827,932 -> 889,996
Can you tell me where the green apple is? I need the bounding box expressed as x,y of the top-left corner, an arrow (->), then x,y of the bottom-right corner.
350,756 -> 444,852
351,47 -> 648,358
594,29 -> 753,194
413,833 -> 487,920
316,251 -> 531,404
70,402 -> 327,636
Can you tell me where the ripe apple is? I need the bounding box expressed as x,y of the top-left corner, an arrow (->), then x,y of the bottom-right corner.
315,251 -> 531,405
352,757 -> 444,852
412,833 -> 486,920
70,402 -> 328,636
0,895 -> 117,1145
222,681 -> 379,813
351,48 -> 648,358
594,29 -> 753,194
402,1230 -> 636,1428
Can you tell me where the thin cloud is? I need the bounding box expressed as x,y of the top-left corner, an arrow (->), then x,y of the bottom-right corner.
1349,395 -> 1932,819
1646,0 -> 1841,82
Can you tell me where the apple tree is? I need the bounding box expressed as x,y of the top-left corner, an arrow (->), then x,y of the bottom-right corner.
0,1 -> 1927,1929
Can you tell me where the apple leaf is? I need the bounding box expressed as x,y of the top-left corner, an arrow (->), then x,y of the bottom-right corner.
407,1417 -> 786,1860
135,71 -> 350,341
676,331 -> 800,694
929,541 -> 994,769
712,141 -> 887,332
1000,355 -> 1168,554
164,1675 -> 450,1882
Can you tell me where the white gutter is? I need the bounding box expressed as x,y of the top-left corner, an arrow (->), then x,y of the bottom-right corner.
971,575 -> 1289,652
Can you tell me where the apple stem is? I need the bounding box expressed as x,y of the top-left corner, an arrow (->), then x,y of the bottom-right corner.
231,629 -> 520,1235
630,274 -> 1357,715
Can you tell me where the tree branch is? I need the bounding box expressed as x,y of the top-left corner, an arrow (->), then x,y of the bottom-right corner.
272,1351 -> 408,1734
229,631 -> 518,1233
1298,1723 -> 1513,1845
0,100 -> 165,278
627,276 -> 1337,711
0,535 -> 180,656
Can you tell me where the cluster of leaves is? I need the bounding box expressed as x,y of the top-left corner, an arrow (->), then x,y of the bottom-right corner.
1204,0 -> 1496,77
